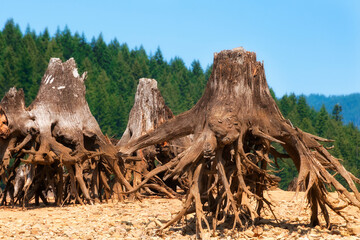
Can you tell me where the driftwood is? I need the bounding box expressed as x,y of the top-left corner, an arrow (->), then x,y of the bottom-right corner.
117,78 -> 190,197
119,48 -> 360,237
0,58 -> 133,206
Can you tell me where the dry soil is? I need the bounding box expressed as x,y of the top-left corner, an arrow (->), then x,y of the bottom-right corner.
0,189 -> 359,239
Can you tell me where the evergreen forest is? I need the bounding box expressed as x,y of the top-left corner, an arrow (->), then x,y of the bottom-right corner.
0,19 -> 359,189
306,93 -> 360,127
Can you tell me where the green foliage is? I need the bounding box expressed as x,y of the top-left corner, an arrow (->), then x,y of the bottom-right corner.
0,20 -> 359,190
332,103 -> 343,122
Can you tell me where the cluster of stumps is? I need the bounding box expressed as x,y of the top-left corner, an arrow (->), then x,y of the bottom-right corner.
0,48 -> 359,238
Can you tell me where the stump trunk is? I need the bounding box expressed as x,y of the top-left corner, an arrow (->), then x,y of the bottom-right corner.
117,78 -> 190,197
0,58 -> 132,206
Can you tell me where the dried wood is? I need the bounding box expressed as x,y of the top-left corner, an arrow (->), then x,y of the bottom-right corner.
117,78 -> 190,195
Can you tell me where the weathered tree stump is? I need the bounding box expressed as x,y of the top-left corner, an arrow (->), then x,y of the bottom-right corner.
0,58 -> 133,206
119,48 -> 360,237
117,78 -> 190,197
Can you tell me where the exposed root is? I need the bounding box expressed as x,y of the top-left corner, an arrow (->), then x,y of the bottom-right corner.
0,58 -> 133,207
119,48 -> 360,237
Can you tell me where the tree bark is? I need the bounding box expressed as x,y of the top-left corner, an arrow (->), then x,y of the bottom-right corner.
119,47 -> 360,236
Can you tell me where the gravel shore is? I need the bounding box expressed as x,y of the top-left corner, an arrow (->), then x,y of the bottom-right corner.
0,189 -> 359,239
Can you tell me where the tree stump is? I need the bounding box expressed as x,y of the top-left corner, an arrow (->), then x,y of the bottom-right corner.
119,47 -> 360,237
117,78 -> 190,197
0,58 -> 133,206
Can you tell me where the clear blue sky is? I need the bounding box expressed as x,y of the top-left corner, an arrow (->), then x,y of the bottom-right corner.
0,0 -> 359,97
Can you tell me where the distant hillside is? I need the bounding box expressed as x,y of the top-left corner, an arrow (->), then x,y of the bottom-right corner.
305,93 -> 360,127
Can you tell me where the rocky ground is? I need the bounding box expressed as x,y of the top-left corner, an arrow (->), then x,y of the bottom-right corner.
0,189 -> 359,239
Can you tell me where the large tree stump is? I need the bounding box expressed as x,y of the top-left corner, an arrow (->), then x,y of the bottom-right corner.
117,78 -> 190,197
0,58 -> 133,206
119,47 -> 360,237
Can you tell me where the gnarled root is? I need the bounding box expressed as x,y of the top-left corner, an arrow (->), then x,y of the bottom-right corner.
0,58 -> 134,207
119,48 -> 360,237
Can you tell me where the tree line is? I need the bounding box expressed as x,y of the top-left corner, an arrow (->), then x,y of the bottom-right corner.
0,19 -> 210,137
0,19 -> 359,189
306,93 -> 360,127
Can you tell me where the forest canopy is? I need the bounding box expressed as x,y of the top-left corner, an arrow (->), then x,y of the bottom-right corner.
0,19 -> 359,189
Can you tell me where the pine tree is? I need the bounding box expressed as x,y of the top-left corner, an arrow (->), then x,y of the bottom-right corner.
297,95 -> 311,120
332,103 -> 343,122
315,105 -> 329,137
91,34 -> 111,71
2,19 -> 22,52
190,60 -> 206,103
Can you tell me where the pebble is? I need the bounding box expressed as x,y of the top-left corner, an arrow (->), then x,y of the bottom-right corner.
347,223 -> 360,236
244,229 -> 255,237
253,226 -> 263,236
0,190 -> 359,239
